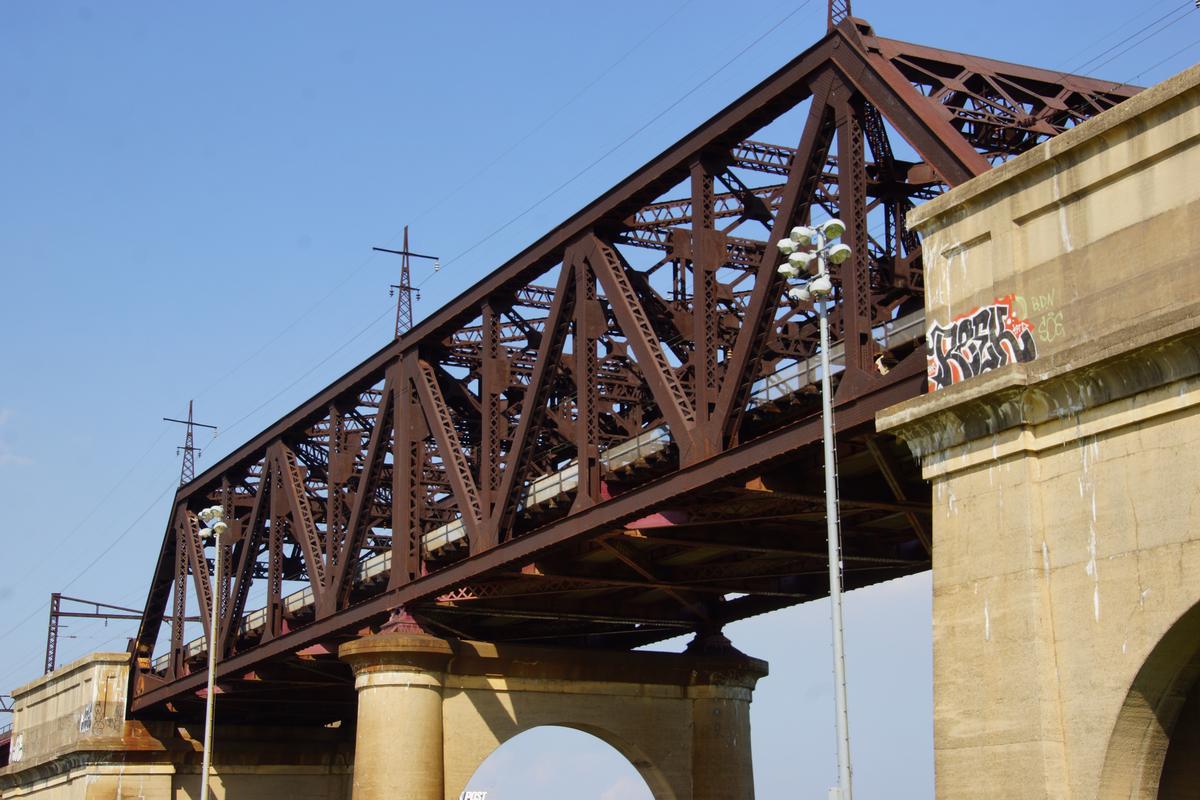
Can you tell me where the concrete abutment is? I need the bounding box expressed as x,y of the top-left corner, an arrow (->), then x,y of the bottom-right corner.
879,61 -> 1200,800
339,633 -> 767,800
0,639 -> 766,800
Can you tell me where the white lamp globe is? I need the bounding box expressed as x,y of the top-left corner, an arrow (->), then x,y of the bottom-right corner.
820,218 -> 846,239
789,225 -> 816,246
810,275 -> 834,297
776,238 -> 797,255
788,251 -> 816,273
788,286 -> 813,303
827,243 -> 853,265
777,263 -> 800,279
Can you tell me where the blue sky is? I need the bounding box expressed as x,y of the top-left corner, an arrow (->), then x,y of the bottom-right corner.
1,1 -> 1197,797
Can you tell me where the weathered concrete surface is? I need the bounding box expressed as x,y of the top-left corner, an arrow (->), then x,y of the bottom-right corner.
5,636 -> 763,800
340,633 -> 768,800
0,652 -> 174,800
0,654 -> 352,800
879,62 -> 1200,800
167,723 -> 353,800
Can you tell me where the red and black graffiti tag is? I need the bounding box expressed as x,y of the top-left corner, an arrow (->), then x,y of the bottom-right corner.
926,294 -> 1037,391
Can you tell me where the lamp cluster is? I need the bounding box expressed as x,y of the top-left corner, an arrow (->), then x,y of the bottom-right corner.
196,505 -> 228,541
775,218 -> 852,304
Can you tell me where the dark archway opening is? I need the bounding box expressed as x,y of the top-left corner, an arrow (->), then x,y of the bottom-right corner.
1159,675 -> 1200,799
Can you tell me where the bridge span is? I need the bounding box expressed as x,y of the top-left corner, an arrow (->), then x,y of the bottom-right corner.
124,15 -> 1137,729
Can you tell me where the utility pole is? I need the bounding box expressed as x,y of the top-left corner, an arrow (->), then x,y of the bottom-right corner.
164,401 -> 218,485
373,226 -> 440,338
44,593 -> 144,674
829,0 -> 851,30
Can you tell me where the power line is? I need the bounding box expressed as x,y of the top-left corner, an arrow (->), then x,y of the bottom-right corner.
185,4 -> 704,408
4,0 -> 673,663
0,474 -> 185,647
1125,36 -> 1200,84
14,580 -> 169,685
0,477 -> 179,678
1069,1 -> 1196,77
191,249 -> 383,406
1089,4 -> 1197,78
413,0 -> 818,293
0,651 -> 44,695
1055,0 -> 1179,71
0,604 -> 48,651
397,0 -> 700,235
5,427 -> 170,598
212,301 -> 396,445
0,302 -> 393,664
2,1 -> 811,696
59,480 -> 180,596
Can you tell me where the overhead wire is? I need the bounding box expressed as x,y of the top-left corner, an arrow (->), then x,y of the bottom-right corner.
414,0 -> 819,292
1084,3 -> 1198,78
2,0 -> 710,676
1054,0 -> 1179,70
188,1 -> 703,414
1065,1 -> 1196,78
0,456 -> 189,651
23,1 -> 819,687
192,251 -> 385,407
58,481 -> 180,596
0,301 -> 391,656
398,0 -> 700,234
30,0 -> 1192,689
1124,36 -> 1200,84
5,427 -> 171,596
202,0 -> 821,460
212,301 -> 396,444
0,651 -> 45,695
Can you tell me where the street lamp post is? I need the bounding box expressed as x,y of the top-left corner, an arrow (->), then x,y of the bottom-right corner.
776,220 -> 855,800
195,505 -> 227,800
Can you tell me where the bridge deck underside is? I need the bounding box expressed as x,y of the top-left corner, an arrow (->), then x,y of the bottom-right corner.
147,402 -> 929,727
128,16 -> 1138,724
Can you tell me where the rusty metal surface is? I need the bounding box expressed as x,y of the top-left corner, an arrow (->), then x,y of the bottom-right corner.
128,17 -> 1140,724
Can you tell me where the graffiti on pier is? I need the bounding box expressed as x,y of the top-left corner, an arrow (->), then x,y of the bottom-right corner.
927,294 -> 1038,391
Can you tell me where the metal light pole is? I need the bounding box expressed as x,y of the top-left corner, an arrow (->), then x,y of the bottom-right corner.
195,505 -> 227,800
776,220 -> 855,800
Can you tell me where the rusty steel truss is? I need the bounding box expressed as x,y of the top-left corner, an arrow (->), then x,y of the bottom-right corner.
130,16 -> 1139,724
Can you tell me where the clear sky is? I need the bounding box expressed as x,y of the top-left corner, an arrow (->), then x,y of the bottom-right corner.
1,1 -> 1197,797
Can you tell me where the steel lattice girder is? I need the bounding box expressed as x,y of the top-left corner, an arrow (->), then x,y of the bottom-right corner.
129,17 -> 1139,721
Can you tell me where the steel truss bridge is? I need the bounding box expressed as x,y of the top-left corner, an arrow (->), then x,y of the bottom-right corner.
130,14 -> 1138,725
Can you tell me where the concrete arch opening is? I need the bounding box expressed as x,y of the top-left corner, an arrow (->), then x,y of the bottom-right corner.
460,725 -> 657,800
340,633 -> 768,800
1099,602 -> 1200,799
